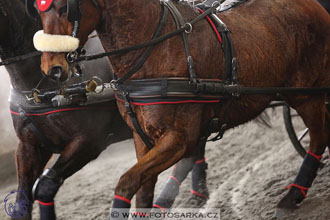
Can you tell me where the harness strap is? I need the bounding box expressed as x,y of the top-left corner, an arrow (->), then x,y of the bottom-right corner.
0,51 -> 41,66
196,5 -> 238,84
116,4 -> 168,84
18,106 -> 62,153
73,2 -> 220,63
122,93 -> 154,150
164,1 -> 197,83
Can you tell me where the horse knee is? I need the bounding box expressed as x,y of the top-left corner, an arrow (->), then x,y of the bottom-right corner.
32,169 -> 63,203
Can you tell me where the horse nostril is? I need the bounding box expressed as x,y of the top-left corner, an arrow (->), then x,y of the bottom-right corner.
48,66 -> 64,80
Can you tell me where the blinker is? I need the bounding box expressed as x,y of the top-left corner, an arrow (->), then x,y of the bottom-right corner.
37,0 -> 54,12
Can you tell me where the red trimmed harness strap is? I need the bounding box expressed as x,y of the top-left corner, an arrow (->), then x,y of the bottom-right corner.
169,176 -> 181,186
195,157 -> 206,164
114,195 -> 131,204
37,200 -> 54,206
196,8 -> 223,44
285,184 -> 309,198
190,190 -> 208,198
10,107 -> 116,116
306,150 -> 322,162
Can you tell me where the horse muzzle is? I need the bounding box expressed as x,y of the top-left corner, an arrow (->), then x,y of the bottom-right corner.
47,65 -> 65,82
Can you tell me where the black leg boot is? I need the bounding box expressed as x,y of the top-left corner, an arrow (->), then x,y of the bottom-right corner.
33,169 -> 62,220
187,157 -> 209,207
110,195 -> 131,220
276,151 -> 322,218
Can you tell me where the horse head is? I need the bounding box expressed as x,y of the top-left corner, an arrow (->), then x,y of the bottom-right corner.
30,0 -> 102,82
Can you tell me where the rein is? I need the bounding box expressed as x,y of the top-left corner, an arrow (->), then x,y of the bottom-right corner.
70,2 -> 221,64
0,51 -> 41,66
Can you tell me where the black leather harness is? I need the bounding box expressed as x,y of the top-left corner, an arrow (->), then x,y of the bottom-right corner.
9,83 -> 116,153
23,0 -> 238,150
111,1 -> 236,149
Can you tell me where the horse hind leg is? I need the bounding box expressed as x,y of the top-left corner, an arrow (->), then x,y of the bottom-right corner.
153,138 -> 208,209
276,95 -> 330,217
153,156 -> 196,209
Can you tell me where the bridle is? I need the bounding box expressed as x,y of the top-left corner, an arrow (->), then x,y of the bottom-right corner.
26,0 -> 101,61
29,0 -> 101,37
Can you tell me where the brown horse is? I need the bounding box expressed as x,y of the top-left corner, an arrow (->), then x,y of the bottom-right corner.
35,0 -> 330,218
0,0 -> 131,219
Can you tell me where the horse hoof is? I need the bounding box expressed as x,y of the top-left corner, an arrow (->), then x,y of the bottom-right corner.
184,194 -> 208,207
275,187 -> 304,219
274,207 -> 294,219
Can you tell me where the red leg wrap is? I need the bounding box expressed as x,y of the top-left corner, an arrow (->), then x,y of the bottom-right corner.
285,184 -> 309,198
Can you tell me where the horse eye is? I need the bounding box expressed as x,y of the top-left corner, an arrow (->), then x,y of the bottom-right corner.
58,5 -> 67,16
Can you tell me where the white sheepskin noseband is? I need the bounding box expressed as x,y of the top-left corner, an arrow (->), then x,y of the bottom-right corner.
33,30 -> 80,52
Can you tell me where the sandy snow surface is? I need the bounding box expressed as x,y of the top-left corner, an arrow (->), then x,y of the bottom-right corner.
0,108 -> 329,220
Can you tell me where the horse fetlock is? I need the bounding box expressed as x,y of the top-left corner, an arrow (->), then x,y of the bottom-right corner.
32,168 -> 63,202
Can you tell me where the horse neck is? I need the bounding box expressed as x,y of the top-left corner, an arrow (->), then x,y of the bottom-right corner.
0,0 -> 44,91
97,0 -> 162,76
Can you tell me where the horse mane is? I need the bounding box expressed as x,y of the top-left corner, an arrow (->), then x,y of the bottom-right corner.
173,0 -> 249,12
219,0 -> 249,12
0,0 -> 40,58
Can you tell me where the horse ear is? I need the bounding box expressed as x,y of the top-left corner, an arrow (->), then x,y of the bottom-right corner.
25,0 -> 39,18
67,0 -> 82,22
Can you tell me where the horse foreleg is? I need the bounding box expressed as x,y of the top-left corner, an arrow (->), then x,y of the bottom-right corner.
14,141 -> 52,220
110,129 -> 187,219
132,133 -> 158,219
276,96 -> 330,217
154,138 -> 208,209
33,137 -> 104,220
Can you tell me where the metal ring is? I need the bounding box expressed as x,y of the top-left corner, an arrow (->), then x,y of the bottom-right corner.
91,76 -> 104,94
110,80 -> 118,90
66,53 -> 74,63
183,23 -> 193,34
212,1 -> 221,8
66,51 -> 78,63
79,48 -> 86,55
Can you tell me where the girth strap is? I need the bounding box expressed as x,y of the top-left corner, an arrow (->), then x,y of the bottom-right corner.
121,93 -> 154,150
18,106 -> 62,153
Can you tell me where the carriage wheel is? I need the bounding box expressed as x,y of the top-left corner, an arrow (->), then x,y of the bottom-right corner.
282,105 -> 309,158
